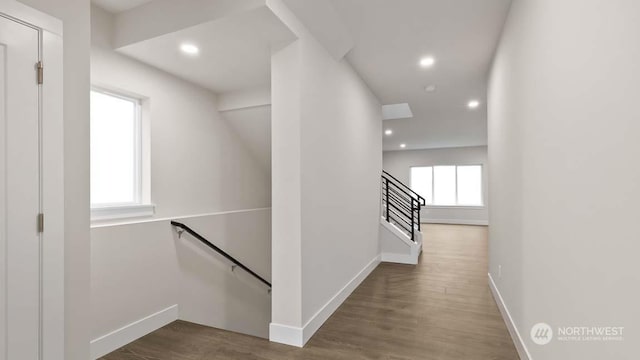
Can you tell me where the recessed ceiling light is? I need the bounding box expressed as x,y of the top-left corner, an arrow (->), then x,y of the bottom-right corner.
419,56 -> 435,68
425,85 -> 437,92
180,43 -> 200,55
467,100 -> 480,109
385,129 -> 393,136
400,143 -> 407,149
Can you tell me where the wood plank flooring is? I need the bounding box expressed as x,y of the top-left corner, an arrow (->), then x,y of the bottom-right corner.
101,224 -> 519,360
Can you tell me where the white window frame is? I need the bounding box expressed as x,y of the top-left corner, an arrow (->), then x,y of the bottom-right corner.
410,165 -> 485,208
90,86 -> 154,222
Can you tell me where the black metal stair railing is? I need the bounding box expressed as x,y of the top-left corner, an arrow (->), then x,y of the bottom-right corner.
171,221 -> 271,289
381,170 -> 426,242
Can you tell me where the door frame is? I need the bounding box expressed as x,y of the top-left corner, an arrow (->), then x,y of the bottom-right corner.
0,2 -> 64,359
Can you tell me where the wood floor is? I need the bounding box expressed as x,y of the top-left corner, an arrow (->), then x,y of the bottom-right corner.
101,224 -> 519,360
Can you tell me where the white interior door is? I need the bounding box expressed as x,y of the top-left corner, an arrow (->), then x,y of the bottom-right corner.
0,14 -> 42,360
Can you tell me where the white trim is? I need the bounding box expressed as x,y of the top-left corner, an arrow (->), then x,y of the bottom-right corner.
302,255 -> 380,344
40,26 -> 65,360
91,207 -> 271,228
0,5 -> 65,359
382,253 -> 415,265
380,217 -> 422,264
269,255 -> 381,347
269,323 -> 304,348
422,219 -> 488,226
488,274 -> 531,360
380,216 -> 413,246
90,304 -> 179,359
90,87 -> 147,206
381,252 -> 417,264
425,205 -> 485,210
91,203 -> 155,222
0,1 -> 62,35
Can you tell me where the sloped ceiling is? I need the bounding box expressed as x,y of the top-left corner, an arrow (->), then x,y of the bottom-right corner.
220,106 -> 272,173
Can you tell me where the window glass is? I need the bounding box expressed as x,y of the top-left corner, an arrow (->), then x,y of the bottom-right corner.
90,90 -> 140,206
410,167 -> 433,204
410,165 -> 483,207
433,166 -> 457,205
457,165 -> 483,206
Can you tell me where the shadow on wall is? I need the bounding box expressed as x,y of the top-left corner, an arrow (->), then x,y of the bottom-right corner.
174,212 -> 272,338
90,208 -> 272,352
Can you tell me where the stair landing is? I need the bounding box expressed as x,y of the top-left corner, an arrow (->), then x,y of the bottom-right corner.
101,224 -> 519,360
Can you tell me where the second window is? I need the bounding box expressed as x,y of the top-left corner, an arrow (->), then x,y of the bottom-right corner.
410,165 -> 483,206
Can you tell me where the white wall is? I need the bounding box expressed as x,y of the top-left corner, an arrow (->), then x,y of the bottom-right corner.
90,5 -> 272,355
217,87 -> 272,174
220,105 -> 272,174
271,37 -> 303,332
269,0 -> 382,346
16,1 -> 91,359
91,6 -> 270,219
489,0 -> 640,358
90,209 -> 272,358
383,146 -> 489,225
299,36 -> 382,325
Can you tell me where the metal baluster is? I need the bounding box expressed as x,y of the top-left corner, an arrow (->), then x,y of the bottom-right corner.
417,203 -> 421,232
410,198 -> 415,241
385,178 -> 390,222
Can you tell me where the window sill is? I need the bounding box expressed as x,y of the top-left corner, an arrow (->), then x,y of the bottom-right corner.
424,205 -> 485,210
91,204 -> 155,223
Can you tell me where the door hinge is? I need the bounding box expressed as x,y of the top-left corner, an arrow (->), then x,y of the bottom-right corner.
37,213 -> 44,233
36,61 -> 43,85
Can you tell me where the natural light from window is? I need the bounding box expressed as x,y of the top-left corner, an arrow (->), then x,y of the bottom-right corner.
456,165 -> 483,205
411,165 -> 483,206
410,167 -> 433,204
90,90 -> 140,207
433,166 -> 457,205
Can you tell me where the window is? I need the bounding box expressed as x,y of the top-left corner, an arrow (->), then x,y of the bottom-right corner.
410,165 -> 483,206
91,88 -> 153,221
456,165 -> 483,206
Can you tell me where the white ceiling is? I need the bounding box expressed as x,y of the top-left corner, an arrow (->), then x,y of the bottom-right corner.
92,0 -> 154,13
99,0 -> 511,152
331,0 -> 512,150
117,7 -> 296,94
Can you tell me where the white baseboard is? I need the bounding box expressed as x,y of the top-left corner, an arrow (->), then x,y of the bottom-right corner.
488,274 -> 531,360
90,304 -> 179,359
301,254 -> 381,344
381,252 -> 416,264
270,255 -> 381,347
423,219 -> 489,226
380,217 -> 413,245
269,323 -> 304,347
